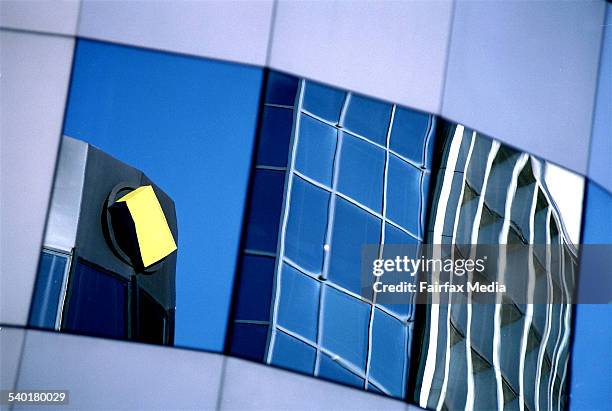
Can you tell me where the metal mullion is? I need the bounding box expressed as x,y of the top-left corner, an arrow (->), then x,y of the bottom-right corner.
364,104 -> 395,391
255,165 -> 287,171
264,103 -> 294,110
313,92 -> 352,376
276,324 -> 318,348
53,249 -> 73,330
242,249 -> 277,258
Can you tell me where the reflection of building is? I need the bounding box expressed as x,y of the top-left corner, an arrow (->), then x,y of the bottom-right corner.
227,72 -> 581,409
29,136 -> 178,345
228,72 -> 435,398
415,127 -> 578,410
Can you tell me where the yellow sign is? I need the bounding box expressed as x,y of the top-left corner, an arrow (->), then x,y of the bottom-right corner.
116,185 -> 177,268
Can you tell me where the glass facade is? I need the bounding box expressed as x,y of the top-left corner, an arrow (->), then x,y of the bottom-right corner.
229,73 -> 436,398
416,126 -> 579,410
227,70 -> 586,408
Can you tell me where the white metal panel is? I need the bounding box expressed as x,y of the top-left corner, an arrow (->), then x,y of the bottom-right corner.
220,356 -> 417,411
0,30 -> 74,325
0,0 -> 80,36
77,0 -> 274,66
442,0 -> 605,176
269,0 -> 453,114
0,327 -> 25,391
17,330 -> 224,410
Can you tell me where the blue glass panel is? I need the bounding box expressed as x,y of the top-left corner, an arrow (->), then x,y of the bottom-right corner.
29,251 -> 68,329
265,71 -> 298,106
328,197 -> 381,294
386,154 -> 423,237
337,133 -> 385,212
277,264 -> 320,341
295,115 -> 337,187
318,352 -> 364,388
385,223 -> 419,245
229,323 -> 268,362
256,107 -> 293,167
234,255 -> 275,321
369,309 -> 408,398
321,286 -> 370,370
302,81 -> 346,123
271,330 -> 316,374
63,260 -> 127,339
342,94 -> 391,145
389,107 -> 431,167
285,176 -> 330,274
245,170 -> 285,252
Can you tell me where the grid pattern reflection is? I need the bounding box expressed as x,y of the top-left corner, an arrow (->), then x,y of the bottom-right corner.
229,72 -> 437,399
417,126 -> 577,411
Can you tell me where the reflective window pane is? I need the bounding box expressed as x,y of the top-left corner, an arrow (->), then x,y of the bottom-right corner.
256,107 -> 293,167
229,323 -> 268,362
271,330 -> 316,374
303,81 -> 346,124
342,94 -> 391,145
136,288 -> 167,345
318,352 -> 364,388
63,260 -> 127,339
390,107 -> 431,166
337,133 -> 385,212
234,255 -> 275,321
29,251 -> 68,329
295,114 -> 337,187
265,71 -> 298,106
321,286 -> 370,371
369,309 -> 408,398
244,170 -> 285,253
386,154 -> 423,237
328,197 -> 381,294
385,223 -> 418,246
285,176 -> 329,274
277,264 -> 320,341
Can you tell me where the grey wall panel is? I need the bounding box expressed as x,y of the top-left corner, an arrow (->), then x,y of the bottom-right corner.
0,30 -> 74,325
269,0 -> 453,115
0,327 -> 25,391
16,330 -> 223,410
0,0 -> 80,36
220,357 -> 419,411
588,4 -> 612,193
77,0 -> 274,66
42,136 -> 88,252
442,0 -> 605,176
